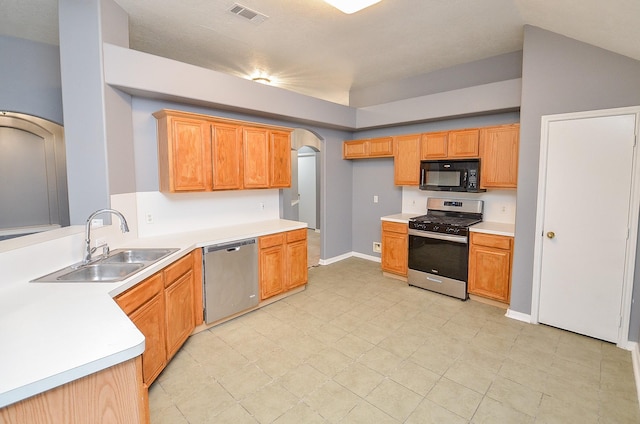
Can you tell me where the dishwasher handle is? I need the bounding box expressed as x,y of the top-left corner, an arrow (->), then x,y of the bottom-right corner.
204,238 -> 256,254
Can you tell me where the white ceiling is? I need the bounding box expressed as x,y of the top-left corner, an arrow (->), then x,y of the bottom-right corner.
1,0 -> 639,105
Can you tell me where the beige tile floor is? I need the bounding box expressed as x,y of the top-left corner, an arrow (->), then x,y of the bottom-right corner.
149,257 -> 640,423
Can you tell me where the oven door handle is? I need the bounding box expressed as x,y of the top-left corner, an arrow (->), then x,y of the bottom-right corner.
408,229 -> 467,244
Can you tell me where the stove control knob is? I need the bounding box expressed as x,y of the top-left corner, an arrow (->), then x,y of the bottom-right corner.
433,225 -> 439,231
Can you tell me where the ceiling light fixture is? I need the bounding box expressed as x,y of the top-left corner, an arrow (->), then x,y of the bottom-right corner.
252,76 -> 272,84
323,0 -> 381,14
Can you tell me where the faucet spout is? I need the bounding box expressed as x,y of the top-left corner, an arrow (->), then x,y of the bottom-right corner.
84,208 -> 130,264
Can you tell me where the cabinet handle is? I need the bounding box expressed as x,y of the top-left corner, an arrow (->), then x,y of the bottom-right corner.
546,231 -> 555,239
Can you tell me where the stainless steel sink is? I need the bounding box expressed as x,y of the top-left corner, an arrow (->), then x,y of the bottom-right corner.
31,247 -> 179,283
56,263 -> 145,282
101,248 -> 178,264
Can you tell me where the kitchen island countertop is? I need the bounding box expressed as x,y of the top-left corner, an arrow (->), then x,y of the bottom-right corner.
0,219 -> 306,409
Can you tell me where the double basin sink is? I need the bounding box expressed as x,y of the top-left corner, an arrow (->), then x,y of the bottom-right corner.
31,248 -> 179,283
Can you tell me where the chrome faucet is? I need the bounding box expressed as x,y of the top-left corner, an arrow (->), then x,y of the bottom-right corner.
84,208 -> 130,264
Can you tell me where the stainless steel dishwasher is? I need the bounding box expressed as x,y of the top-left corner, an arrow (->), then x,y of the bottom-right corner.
203,238 -> 258,324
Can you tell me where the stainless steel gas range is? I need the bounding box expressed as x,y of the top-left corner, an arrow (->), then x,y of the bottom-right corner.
408,198 -> 483,300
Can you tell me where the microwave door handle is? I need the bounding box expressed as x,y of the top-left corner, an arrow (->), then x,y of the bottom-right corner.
421,168 -> 425,184
462,169 -> 468,187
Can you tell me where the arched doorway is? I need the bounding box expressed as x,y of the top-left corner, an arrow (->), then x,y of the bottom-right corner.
0,112 -> 68,240
281,128 -> 322,267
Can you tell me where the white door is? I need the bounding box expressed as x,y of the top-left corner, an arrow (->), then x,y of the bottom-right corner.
536,113 -> 637,343
298,152 -> 317,229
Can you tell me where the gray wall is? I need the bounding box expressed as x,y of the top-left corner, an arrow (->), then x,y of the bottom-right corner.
0,36 -> 63,124
350,51 -> 523,108
58,0 -> 135,224
513,26 -> 640,341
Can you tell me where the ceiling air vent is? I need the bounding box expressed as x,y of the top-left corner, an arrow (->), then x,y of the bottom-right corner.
228,3 -> 268,24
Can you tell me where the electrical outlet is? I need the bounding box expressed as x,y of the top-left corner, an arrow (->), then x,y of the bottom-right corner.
94,237 -> 107,248
373,242 -> 382,253
373,195 -> 379,203
145,212 -> 154,224
259,202 -> 265,210
500,204 -> 508,214
91,218 -> 103,228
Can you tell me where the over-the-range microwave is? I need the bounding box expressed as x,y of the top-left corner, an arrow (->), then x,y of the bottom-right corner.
419,159 -> 486,192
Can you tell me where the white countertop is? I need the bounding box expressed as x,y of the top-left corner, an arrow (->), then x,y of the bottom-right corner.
470,221 -> 515,237
0,219 -> 305,408
380,213 -> 419,224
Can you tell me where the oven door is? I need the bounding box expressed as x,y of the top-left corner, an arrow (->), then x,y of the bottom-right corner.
408,230 -> 469,282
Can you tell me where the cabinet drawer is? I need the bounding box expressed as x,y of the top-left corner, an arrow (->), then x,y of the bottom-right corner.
382,221 -> 408,234
260,232 -> 285,249
286,228 -> 307,243
471,232 -> 513,250
115,273 -> 164,315
164,253 -> 192,287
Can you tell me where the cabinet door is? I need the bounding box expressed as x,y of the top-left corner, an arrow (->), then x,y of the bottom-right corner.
369,137 -> 394,157
212,123 -> 243,190
393,134 -> 421,186
343,140 -> 368,158
381,222 -> 408,276
480,124 -> 519,188
286,230 -> 308,290
165,271 -> 195,360
421,132 -> 448,159
270,130 -> 291,188
159,116 -> 212,192
259,234 -> 286,300
243,127 -> 269,188
128,292 -> 166,385
468,242 -> 512,303
448,129 -> 479,158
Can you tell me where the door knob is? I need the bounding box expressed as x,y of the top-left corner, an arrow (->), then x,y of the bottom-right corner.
546,231 -> 555,239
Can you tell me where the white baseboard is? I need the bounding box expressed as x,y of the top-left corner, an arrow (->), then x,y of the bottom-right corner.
631,342 -> 640,409
319,252 -> 353,265
505,308 -> 531,323
352,252 -> 381,263
319,251 -> 381,266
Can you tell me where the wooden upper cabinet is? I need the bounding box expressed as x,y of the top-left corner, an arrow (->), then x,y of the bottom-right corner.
448,128 -> 479,158
394,134 -> 421,185
368,137 -> 394,157
155,112 -> 212,192
211,123 -> 243,190
480,124 -> 519,189
270,130 -> 292,188
343,139 -> 368,158
343,137 -> 393,159
154,109 -> 293,193
243,127 -> 270,189
421,131 -> 448,159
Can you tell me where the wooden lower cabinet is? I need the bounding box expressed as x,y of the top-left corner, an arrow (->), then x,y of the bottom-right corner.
128,284 -> 166,384
0,357 -> 147,424
285,229 -> 308,290
381,221 -> 408,277
165,271 -> 195,360
468,232 -> 513,303
259,229 -> 308,300
115,251 -> 197,387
